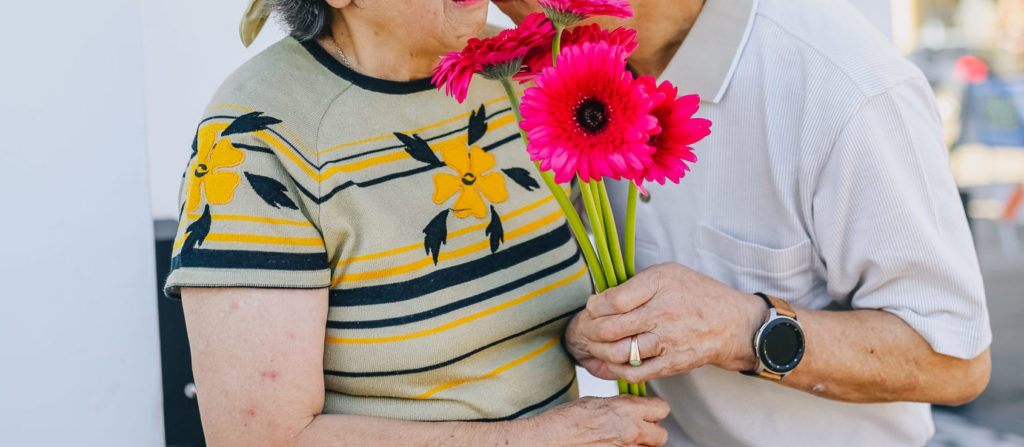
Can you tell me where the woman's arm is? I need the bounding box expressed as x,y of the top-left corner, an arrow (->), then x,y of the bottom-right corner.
182,287 -> 670,447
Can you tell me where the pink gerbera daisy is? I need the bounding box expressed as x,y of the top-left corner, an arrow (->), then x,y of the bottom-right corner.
520,41 -> 663,183
538,0 -> 634,28
433,13 -> 554,103
516,24 -> 638,84
633,76 -> 712,193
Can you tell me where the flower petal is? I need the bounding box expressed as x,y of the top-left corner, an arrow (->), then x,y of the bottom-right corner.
441,145 -> 471,175
432,173 -> 462,204
209,138 -> 245,169
196,125 -> 219,161
468,145 -> 496,176
203,171 -> 240,206
453,186 -> 487,219
476,172 -> 509,204
185,168 -> 203,213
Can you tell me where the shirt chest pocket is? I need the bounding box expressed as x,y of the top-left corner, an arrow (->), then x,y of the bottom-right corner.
695,224 -> 816,302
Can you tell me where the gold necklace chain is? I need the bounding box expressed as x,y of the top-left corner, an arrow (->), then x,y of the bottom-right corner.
327,34 -> 352,67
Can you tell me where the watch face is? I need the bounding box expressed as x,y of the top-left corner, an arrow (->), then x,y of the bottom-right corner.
757,317 -> 805,373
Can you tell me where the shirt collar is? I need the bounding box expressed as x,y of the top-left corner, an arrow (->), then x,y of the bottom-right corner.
661,0 -> 760,104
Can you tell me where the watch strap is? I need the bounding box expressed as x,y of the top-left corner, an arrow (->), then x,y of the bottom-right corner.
754,292 -> 796,319
745,293 -> 799,380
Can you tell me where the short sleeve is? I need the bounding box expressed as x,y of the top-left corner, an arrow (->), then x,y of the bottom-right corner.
164,111 -> 330,298
812,78 -> 991,359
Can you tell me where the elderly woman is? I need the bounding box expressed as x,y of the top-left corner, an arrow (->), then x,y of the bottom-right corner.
166,0 -> 669,445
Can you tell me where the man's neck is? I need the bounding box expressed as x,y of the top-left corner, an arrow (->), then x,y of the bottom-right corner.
627,0 -> 705,78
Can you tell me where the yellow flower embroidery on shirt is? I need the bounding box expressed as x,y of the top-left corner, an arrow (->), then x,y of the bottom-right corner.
432,145 -> 508,219
185,125 -> 246,213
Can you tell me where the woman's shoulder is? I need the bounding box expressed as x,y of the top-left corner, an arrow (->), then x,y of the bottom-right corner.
204,37 -> 350,123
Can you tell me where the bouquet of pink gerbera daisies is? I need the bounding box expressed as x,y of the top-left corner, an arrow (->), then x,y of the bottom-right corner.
433,0 -> 711,397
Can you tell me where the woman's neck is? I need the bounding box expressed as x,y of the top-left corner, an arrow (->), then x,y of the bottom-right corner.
324,16 -> 440,82
627,0 -> 705,78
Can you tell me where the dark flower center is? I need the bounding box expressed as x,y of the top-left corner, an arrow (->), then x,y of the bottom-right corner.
462,173 -> 477,185
194,163 -> 209,178
576,98 -> 609,135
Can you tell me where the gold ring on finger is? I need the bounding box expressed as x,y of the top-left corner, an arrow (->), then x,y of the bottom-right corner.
629,335 -> 642,367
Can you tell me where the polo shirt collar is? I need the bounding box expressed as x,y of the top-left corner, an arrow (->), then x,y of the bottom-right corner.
661,0 -> 760,104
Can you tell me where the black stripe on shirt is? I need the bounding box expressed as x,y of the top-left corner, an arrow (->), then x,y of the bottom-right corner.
233,143 -> 275,155
295,133 -> 520,204
319,107 -> 512,167
171,249 -> 328,271
323,306 -> 583,378
200,108 -> 514,171
462,377 -> 576,422
327,251 -> 580,329
329,224 -> 573,307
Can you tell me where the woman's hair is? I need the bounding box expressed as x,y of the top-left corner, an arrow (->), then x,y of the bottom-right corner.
271,0 -> 331,41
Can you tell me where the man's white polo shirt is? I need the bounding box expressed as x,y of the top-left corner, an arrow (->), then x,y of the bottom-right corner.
606,0 -> 992,445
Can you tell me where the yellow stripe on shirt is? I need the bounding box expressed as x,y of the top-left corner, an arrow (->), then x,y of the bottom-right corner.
315,95 -> 511,156
318,115 -> 516,181
325,266 -> 586,345
207,104 -> 316,156
173,233 -> 323,251
177,213 -> 314,229
412,337 -> 561,399
332,188 -> 568,268
331,209 -> 564,285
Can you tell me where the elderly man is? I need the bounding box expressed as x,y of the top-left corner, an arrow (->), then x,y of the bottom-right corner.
496,0 -> 992,445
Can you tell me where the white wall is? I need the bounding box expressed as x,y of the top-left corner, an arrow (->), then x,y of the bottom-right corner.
0,1 -> 165,445
144,0 -> 287,220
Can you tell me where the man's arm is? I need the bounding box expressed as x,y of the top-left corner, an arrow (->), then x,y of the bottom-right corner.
781,305 -> 990,405
565,263 -> 990,405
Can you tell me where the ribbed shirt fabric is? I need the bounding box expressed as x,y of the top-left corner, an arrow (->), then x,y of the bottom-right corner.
164,37 -> 591,421
606,0 -> 992,445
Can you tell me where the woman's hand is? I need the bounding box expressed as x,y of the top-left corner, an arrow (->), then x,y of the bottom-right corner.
526,395 -> 670,446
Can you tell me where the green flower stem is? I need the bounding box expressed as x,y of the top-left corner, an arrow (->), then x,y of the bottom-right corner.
501,78 -> 530,142
618,379 -> 629,394
597,180 -> 628,285
628,382 -> 640,396
624,182 -> 638,278
500,78 -> 607,291
579,178 -> 618,289
587,181 -> 605,246
621,182 -> 646,396
552,25 -> 564,66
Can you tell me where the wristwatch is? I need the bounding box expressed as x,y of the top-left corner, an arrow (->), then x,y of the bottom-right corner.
742,292 -> 805,380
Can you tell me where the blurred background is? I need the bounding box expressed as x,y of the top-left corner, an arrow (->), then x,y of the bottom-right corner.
889,1 -> 1024,446
0,0 -> 1021,446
